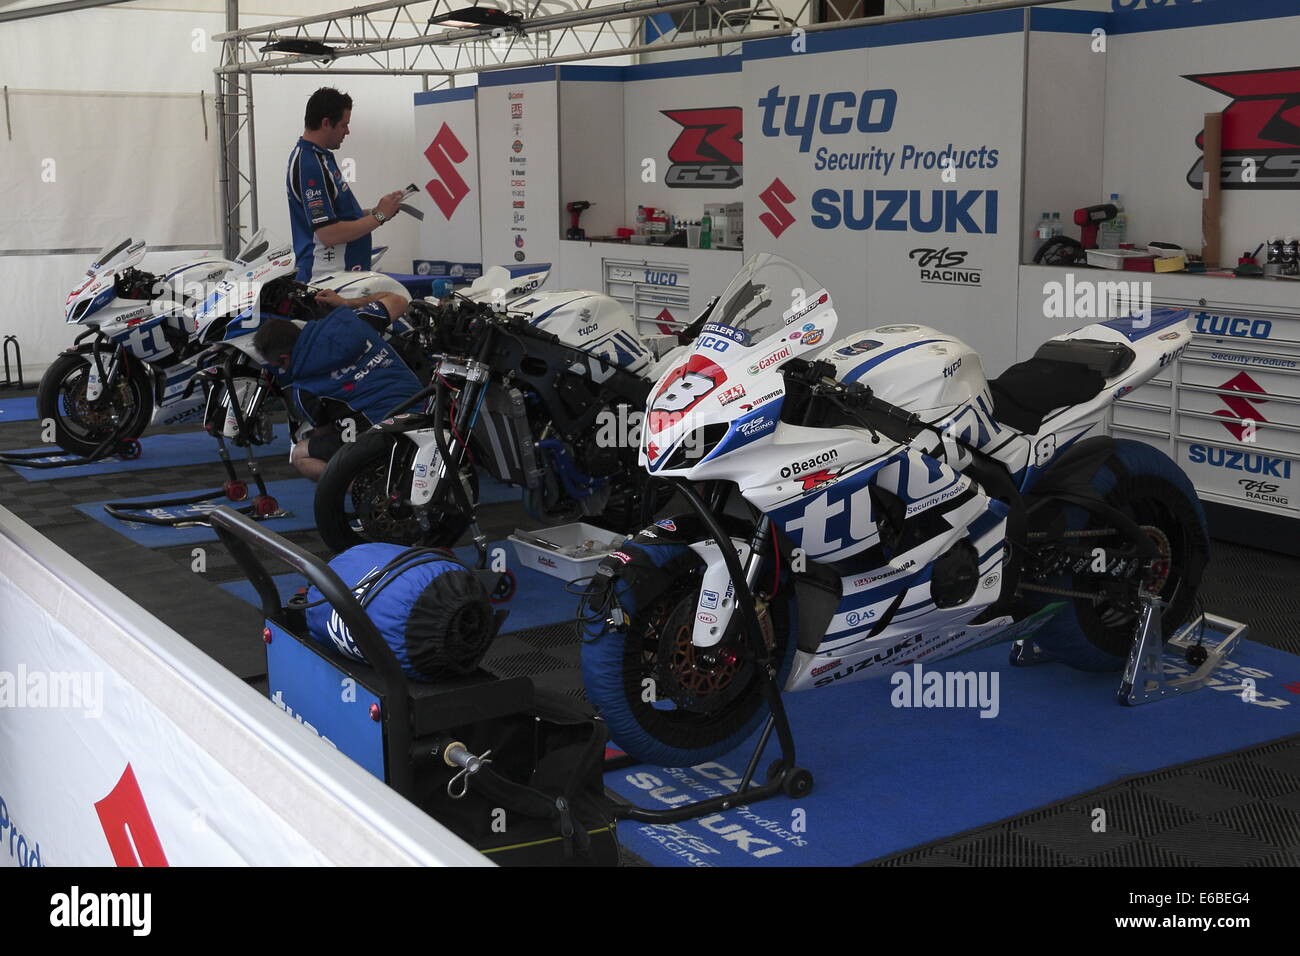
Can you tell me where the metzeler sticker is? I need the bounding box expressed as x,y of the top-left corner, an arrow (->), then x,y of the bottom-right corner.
701,323 -> 749,344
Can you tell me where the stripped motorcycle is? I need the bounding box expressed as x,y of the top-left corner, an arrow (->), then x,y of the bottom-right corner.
314,265 -> 707,554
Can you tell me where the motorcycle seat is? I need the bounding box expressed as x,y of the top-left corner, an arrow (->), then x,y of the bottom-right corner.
1032,337 -> 1135,378
987,357 -> 1106,435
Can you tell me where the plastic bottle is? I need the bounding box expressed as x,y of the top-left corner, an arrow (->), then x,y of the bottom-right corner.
700,213 -> 713,250
1267,237 -> 1283,264
1035,212 -> 1052,242
1284,237 -> 1299,276
1099,193 -> 1127,248
1051,212 -> 1063,237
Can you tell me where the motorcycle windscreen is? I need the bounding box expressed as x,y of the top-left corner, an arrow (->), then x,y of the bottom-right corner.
88,236 -> 146,275
693,253 -> 837,373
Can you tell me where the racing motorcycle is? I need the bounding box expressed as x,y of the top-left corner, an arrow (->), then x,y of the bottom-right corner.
40,232 -> 409,457
313,264 -> 704,554
578,253 -> 1209,768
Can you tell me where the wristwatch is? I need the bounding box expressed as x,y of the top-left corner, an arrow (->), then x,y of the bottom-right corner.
373,209 -> 389,225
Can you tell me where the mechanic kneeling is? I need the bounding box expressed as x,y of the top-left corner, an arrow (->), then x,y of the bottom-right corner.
253,292 -> 422,481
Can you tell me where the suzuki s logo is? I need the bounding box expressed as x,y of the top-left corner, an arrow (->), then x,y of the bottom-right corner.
423,123 -> 471,219
662,107 -> 743,189
759,178 -> 796,238
1185,67 -> 1300,189
1213,371 -> 1269,441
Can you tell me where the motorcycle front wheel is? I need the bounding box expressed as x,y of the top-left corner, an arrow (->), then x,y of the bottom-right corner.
314,430 -> 478,554
36,352 -> 152,457
580,540 -> 798,767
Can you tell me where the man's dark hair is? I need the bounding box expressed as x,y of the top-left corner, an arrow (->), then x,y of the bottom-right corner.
304,88 -> 352,130
253,318 -> 302,363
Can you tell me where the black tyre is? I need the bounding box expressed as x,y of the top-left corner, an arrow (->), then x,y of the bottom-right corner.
314,430 -> 477,554
36,352 -> 152,457
1024,440 -> 1209,671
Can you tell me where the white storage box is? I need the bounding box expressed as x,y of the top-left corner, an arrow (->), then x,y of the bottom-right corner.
509,522 -> 628,582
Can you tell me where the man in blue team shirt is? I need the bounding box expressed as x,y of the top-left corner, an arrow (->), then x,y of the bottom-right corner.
252,296 -> 423,481
286,88 -> 405,282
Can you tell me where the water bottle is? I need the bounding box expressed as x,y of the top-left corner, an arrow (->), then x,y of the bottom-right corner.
1099,193 -> 1127,248
1035,212 -> 1052,242
1051,212 -> 1063,237
1284,237 -> 1299,276
700,213 -> 713,250
1267,237 -> 1283,264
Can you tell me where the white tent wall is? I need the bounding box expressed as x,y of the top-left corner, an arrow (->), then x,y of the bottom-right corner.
0,4 -> 229,375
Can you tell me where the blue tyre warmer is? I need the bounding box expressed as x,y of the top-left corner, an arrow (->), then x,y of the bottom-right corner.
580,518 -> 798,767
306,543 -> 499,679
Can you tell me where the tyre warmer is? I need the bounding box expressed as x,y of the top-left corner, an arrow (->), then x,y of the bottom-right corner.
305,542 -> 502,680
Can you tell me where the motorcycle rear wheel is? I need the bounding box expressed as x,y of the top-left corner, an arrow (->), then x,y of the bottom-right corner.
314,430 -> 478,554
581,542 -> 798,767
36,352 -> 152,457
1024,440 -> 1209,671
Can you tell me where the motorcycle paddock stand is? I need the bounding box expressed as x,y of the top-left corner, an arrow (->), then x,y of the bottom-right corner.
603,480 -> 811,826
0,417 -> 142,470
102,369 -> 286,527
1,335 -> 23,390
1009,591 -> 1247,706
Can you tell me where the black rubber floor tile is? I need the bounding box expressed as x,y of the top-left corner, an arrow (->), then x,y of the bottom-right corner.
1191,761 -> 1300,801
1148,819 -> 1276,866
1137,774 -> 1257,816
1211,801 -> 1300,849
1012,806 -> 1139,860
943,830 -> 1075,867
1079,840 -> 1199,868
1086,788 -> 1199,839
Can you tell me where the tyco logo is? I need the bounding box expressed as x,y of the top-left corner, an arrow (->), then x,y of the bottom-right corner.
1185,67 -> 1300,189
423,123 -> 471,219
662,107 -> 743,189
759,178 -> 796,238
758,86 -> 897,153
1213,371 -> 1269,441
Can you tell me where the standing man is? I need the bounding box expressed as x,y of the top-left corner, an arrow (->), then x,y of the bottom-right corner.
286,87 -> 405,282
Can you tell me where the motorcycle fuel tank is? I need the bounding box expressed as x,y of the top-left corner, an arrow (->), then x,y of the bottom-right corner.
518,290 -> 653,376
822,324 -> 990,419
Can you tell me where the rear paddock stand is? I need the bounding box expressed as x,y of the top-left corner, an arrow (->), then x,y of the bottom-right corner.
1010,592 -> 1247,706
104,367 -> 286,527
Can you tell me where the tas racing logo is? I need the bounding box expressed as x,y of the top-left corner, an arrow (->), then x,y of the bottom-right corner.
759,178 -> 796,238
1212,370 -> 1269,441
661,107 -> 743,189
423,122 -> 471,219
1185,66 -> 1300,189
909,246 -> 981,287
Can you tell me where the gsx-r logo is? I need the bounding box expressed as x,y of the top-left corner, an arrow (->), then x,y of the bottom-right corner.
1185,67 -> 1300,189
662,107 -> 743,189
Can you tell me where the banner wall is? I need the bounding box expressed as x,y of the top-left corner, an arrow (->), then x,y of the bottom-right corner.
478,69 -> 561,271
414,87 -> 483,267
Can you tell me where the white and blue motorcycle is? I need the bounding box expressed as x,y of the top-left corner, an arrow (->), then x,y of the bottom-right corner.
580,253 -> 1208,771
41,233 -> 408,457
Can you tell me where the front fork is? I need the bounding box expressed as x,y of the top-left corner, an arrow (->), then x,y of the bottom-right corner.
83,338 -> 123,402
686,514 -> 772,652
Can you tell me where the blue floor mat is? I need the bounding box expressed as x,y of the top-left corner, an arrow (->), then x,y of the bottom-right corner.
76,478 -> 317,547
0,396 -> 38,423
218,541 -> 578,632
5,427 -> 289,480
478,474 -> 521,504
607,630 -> 1300,867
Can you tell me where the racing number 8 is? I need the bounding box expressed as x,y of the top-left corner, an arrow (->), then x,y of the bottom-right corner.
1034,434 -> 1056,467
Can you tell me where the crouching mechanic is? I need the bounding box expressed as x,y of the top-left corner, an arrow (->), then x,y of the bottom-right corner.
253,298 -> 423,481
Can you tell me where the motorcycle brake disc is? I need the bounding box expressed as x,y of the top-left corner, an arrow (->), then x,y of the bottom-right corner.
655,593 -> 774,714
